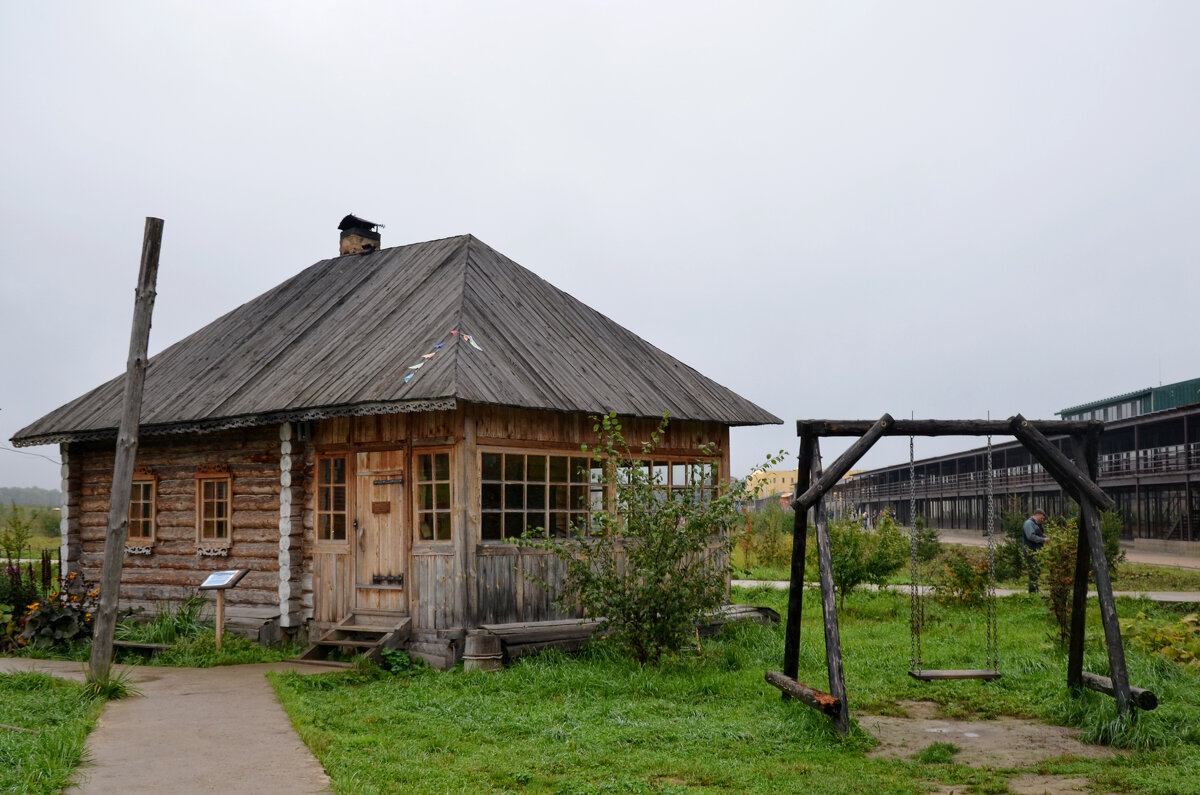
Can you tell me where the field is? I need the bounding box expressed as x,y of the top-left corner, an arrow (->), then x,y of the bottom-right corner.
271,586 -> 1200,794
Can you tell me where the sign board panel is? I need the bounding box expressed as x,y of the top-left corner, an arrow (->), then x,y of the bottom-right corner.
199,569 -> 250,591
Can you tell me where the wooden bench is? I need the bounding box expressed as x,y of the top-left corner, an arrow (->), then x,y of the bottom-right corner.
112,641 -> 171,659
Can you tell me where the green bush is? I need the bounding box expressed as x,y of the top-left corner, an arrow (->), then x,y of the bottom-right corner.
380,647 -> 428,676
0,502 -> 35,561
517,412 -> 782,664
913,516 -> 942,562
115,594 -> 207,644
932,547 -> 990,605
739,499 -> 794,572
1120,612 -> 1200,669
810,509 -> 907,609
20,570 -> 98,650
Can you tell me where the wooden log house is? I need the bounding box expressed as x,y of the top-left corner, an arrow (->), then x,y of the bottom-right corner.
12,218 -> 780,665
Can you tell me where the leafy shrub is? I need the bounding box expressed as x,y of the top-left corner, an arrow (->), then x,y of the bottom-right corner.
380,647 -> 427,676
1039,516 -> 1078,642
517,413 -> 782,664
739,499 -> 794,572
1120,612 -> 1200,669
20,570 -> 98,649
810,509 -> 908,609
933,547 -> 991,605
0,502 -> 34,561
913,516 -> 942,563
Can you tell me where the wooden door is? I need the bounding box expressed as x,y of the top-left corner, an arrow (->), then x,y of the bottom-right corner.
354,449 -> 409,614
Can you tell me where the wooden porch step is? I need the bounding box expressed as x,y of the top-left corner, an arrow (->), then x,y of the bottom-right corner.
300,613 -> 411,663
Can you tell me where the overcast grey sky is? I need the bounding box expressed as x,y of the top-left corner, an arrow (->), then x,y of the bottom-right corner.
2,2 -> 1197,491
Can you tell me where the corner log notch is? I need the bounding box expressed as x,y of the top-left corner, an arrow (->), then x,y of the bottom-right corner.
776,415 -> 1155,735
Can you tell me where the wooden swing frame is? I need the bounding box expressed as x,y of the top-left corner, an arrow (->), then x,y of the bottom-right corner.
765,414 -> 1158,734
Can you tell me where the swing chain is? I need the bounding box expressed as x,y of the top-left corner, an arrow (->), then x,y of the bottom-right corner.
909,435 -> 923,672
985,435 -> 999,671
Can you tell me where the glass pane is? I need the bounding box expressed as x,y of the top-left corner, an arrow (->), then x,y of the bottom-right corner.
570,511 -> 589,534
527,484 -> 545,510
570,457 -> 588,483
318,487 -> 331,512
216,481 -> 228,500
590,487 -> 605,511
204,502 -> 216,519
526,511 -> 545,534
549,484 -> 568,510
672,463 -> 687,486
436,512 -> 452,540
215,520 -> 228,539
505,454 -> 524,481
481,452 -> 502,480
418,515 -> 433,540
653,462 -> 668,483
590,461 -> 604,484
332,514 -> 346,540
504,513 -> 524,539
435,483 -> 451,510
570,485 -> 587,510
434,453 -> 450,481
418,454 -> 432,481
549,512 -> 568,538
527,455 -> 546,481
505,484 -> 524,509
319,514 -> 331,540
418,484 -> 432,511
332,457 -> 346,484
482,483 -> 502,510
481,513 -> 502,540
549,456 -> 569,482
332,485 -> 346,512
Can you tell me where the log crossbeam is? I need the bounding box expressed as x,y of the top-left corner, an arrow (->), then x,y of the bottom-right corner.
765,671 -> 842,717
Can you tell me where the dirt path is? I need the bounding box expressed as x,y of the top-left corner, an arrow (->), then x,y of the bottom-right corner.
861,700 -> 1116,795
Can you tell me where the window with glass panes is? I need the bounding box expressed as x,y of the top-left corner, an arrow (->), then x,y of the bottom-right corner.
316,456 -> 348,542
480,452 -> 603,540
617,459 -> 719,501
128,480 -> 155,543
415,451 -> 452,541
196,476 -> 231,543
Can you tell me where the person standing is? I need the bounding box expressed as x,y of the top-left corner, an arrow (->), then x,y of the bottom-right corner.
1023,509 -> 1047,593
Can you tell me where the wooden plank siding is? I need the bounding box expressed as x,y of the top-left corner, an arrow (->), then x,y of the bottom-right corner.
69,426 -> 283,623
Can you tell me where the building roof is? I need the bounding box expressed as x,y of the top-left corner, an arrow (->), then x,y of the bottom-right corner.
13,234 -> 780,447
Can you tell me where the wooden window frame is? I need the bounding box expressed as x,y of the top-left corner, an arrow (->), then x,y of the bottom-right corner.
414,448 -> 454,544
479,449 -> 604,542
127,475 -> 157,546
315,454 -> 350,545
195,474 -> 232,548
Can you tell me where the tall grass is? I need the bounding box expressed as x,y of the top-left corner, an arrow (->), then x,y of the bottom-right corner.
0,671 -> 103,794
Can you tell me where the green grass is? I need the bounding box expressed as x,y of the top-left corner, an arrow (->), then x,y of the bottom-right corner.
0,670 -> 103,794
271,587 -> 1200,794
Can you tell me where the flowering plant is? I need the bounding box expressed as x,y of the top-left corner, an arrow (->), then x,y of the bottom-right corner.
19,570 -> 99,649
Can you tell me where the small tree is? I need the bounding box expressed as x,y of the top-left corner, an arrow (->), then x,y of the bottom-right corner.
811,508 -> 908,609
518,413 -> 780,664
1038,510 -> 1126,643
741,499 -> 794,572
0,503 -> 35,562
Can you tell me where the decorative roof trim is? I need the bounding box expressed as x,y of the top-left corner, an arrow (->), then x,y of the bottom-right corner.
12,398 -> 459,448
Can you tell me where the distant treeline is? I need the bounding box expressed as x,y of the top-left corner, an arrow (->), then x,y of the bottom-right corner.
0,487 -> 62,507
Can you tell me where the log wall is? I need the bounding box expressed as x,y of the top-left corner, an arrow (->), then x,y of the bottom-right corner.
71,426 -> 284,623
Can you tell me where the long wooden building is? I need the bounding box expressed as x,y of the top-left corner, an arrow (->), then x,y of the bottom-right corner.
832,389 -> 1199,544
12,218 -> 780,663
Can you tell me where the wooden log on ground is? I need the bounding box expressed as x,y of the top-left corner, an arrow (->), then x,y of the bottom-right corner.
1081,672 -> 1157,711
765,670 -> 841,716
795,419 -> 1099,437
794,414 -> 892,510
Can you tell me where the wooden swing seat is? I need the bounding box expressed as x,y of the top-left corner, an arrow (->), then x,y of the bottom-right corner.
909,669 -> 1002,681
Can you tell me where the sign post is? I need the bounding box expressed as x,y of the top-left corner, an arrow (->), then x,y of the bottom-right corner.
199,569 -> 249,650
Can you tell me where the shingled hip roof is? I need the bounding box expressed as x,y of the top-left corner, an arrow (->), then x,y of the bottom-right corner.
12,234 -> 780,447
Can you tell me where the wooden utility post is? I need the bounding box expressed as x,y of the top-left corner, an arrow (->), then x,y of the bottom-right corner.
89,217 -> 162,684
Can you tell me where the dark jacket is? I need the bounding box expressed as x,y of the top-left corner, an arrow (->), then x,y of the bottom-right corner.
1023,516 -> 1046,550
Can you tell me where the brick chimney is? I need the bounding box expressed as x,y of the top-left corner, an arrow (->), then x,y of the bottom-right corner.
338,214 -> 382,256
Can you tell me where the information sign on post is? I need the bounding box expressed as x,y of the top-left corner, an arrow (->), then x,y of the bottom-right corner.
199,569 -> 249,650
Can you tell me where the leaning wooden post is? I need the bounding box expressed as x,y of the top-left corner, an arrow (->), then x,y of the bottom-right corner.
812,438 -> 850,734
1066,434 -> 1092,692
1079,493 -> 1133,717
89,217 -> 163,684
782,428 -> 814,682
